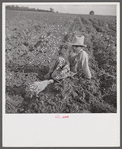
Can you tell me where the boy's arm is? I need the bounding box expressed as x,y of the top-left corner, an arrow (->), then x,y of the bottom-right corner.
79,51 -> 91,79
51,57 -> 66,78
44,59 -> 58,79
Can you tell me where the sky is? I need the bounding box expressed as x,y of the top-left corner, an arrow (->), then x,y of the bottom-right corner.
12,3 -> 117,16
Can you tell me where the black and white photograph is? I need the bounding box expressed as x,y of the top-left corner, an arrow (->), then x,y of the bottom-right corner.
4,3 -> 118,114
2,2 -> 120,147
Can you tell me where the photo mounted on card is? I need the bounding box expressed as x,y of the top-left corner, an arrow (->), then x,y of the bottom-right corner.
2,2 -> 120,147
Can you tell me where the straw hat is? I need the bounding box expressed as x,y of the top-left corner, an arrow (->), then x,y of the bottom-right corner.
69,35 -> 87,47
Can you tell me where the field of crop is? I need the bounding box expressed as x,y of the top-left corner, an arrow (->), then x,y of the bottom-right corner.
5,9 -> 117,113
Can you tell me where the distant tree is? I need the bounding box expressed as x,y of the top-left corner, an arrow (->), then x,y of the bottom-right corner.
6,5 -> 11,10
50,8 -> 54,12
89,11 -> 94,15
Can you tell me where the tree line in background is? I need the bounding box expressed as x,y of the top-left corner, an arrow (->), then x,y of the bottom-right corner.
6,5 -> 95,15
6,5 -> 56,13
